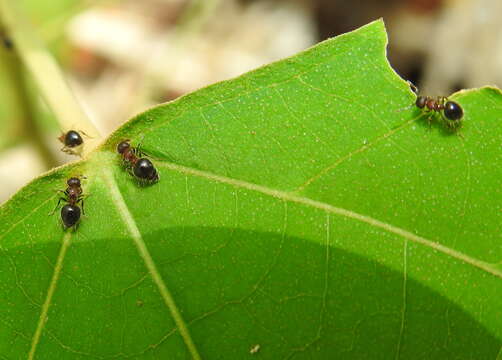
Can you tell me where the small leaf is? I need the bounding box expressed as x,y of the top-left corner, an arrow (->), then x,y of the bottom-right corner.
1,20 -> 501,359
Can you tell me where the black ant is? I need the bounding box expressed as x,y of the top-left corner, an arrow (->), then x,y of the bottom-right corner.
117,140 -> 159,183
50,177 -> 86,228
409,83 -> 464,129
58,130 -> 90,155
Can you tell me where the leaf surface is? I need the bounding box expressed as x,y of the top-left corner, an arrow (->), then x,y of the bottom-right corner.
1,20 -> 501,359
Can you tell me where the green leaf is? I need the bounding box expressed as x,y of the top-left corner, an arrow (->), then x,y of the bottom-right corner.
1,19 -> 501,359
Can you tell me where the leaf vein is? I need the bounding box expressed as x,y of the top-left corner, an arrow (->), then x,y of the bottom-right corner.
155,160 -> 502,279
294,112 -> 419,193
102,170 -> 202,360
395,240 -> 408,360
0,195 -> 56,243
28,232 -> 72,360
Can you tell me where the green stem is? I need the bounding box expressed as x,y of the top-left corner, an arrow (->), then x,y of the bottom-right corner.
0,49 -> 58,168
0,0 -> 102,156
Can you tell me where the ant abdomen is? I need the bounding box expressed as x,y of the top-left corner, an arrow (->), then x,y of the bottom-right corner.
133,158 -> 158,181
443,101 -> 463,121
61,204 -> 81,228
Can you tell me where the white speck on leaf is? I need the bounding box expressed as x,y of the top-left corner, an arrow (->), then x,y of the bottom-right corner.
250,344 -> 260,354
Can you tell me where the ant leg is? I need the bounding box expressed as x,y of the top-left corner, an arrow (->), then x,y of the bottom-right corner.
134,134 -> 148,157
422,109 -> 433,129
407,81 -> 418,94
61,145 -> 79,155
135,142 -> 163,161
134,144 -> 146,158
427,114 -> 433,129
49,197 -> 66,215
446,119 -> 464,138
122,161 -> 133,174
77,197 -> 87,215
127,167 -> 135,178
79,130 -> 93,139
446,118 -> 464,137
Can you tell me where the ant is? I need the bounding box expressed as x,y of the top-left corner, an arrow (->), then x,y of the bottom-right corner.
58,130 -> 89,155
50,177 -> 86,228
117,139 -> 159,183
409,83 -> 464,129
58,130 -> 90,155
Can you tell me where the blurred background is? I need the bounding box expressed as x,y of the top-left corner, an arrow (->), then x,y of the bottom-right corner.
0,0 -> 501,202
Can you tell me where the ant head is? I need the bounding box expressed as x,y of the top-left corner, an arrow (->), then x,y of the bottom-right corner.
67,177 -> 81,187
415,96 -> 427,109
117,140 -> 131,154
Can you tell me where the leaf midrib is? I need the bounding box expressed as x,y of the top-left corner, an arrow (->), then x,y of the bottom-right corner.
28,232 -> 72,360
154,159 -> 502,279
102,169 -> 202,360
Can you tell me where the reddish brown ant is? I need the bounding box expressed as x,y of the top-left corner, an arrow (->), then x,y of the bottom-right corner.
117,140 -> 159,183
50,177 -> 86,228
408,83 -> 464,130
